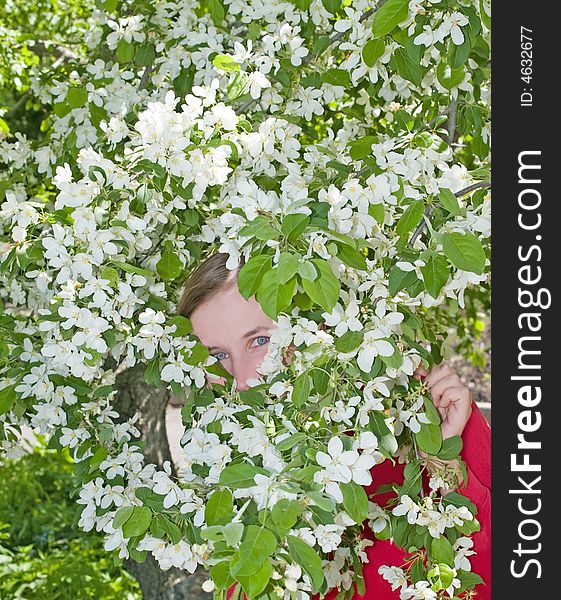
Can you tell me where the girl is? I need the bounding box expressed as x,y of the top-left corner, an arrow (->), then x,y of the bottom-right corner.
177,253 -> 491,600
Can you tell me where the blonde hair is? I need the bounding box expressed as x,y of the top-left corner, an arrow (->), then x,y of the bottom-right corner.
177,253 -> 244,318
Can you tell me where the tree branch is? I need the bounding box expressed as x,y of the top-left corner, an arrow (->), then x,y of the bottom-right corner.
408,181 -> 491,247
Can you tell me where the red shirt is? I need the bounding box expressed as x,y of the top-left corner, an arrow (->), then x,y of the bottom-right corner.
226,403 -> 491,600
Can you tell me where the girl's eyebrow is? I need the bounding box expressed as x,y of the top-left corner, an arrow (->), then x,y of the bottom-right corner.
242,326 -> 270,339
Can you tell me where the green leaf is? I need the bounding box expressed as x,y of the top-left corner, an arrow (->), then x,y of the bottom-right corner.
113,506 -> 135,529
205,489 -> 234,525
415,422 -> 442,455
372,0 -> 410,38
238,255 -> 273,300
185,341 -> 209,365
322,68 -> 351,88
401,460 -> 422,497
142,359 -> 161,388
276,432 -> 307,451
231,525 -> 277,577
116,262 -> 153,278
442,492 -> 477,516
150,515 -> 182,544
437,436 -> 463,460
334,330 -> 364,353
212,54 -> 240,72
393,47 -> 423,86
238,254 -> 273,299
439,188 -> 461,214
227,72 -> 249,100
292,372 -> 311,408
362,39 -> 386,67
449,37 -> 472,68
236,558 -> 273,598
129,547 -> 147,563
336,243 -> 367,270
441,232 -> 486,274
388,266 -> 418,296
223,522 -> 244,547
411,557 -> 426,583
271,499 -> 301,532
66,87 -> 88,108
256,272 -> 296,319
396,200 -> 425,238
53,101 -> 71,118
313,361 -> 331,395
421,254 -> 449,299
219,463 -> 269,488
428,563 -> 455,589
240,215 -> 279,241
168,315 -> 192,337
348,135 -> 377,160
431,537 -> 455,566
211,561 -> 235,588
281,214 -> 309,241
116,39 -> 135,63
307,492 -> 336,512
300,259 -> 340,312
297,260 -> 317,281
321,0 -> 340,14
173,67 -> 195,97
88,446 -> 108,471
0,384 -> 16,415
208,0 -> 225,26
122,506 -> 152,538
424,396 -> 441,426
436,63 -> 465,90
287,535 -> 324,593
156,242 -> 183,280
457,569 -> 484,591
135,43 -> 156,67
277,252 -> 300,284
369,203 -> 385,225
340,481 -> 369,524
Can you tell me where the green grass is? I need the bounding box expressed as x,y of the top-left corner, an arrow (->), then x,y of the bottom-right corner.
0,442 -> 141,600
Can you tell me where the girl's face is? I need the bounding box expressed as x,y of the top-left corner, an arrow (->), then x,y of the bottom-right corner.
190,283 -> 277,390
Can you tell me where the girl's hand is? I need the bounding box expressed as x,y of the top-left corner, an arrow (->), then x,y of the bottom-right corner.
413,362 -> 472,440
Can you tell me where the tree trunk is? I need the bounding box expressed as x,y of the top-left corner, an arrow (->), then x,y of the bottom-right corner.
112,363 -> 210,600
123,554 -> 210,600
113,362 -> 174,468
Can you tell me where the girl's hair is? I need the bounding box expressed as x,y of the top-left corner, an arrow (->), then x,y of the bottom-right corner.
177,253 -> 244,318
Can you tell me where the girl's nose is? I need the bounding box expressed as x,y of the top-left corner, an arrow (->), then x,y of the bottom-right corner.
232,360 -> 258,392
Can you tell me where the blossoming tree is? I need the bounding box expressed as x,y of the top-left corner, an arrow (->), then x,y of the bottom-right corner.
0,0 -> 491,599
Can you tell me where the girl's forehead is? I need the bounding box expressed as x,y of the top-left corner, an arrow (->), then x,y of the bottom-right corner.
190,286 -> 274,343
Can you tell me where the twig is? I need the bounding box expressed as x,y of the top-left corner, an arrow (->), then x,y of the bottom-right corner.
447,99 -> 458,146
139,64 -> 154,91
408,181 -> 491,247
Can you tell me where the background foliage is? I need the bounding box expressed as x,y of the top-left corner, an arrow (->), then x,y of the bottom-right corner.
1,0 -> 490,599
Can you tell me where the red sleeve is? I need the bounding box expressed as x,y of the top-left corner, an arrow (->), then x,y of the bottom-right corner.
454,402 -> 492,600
460,402 -> 491,488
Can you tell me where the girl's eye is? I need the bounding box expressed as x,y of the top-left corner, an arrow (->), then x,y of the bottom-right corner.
252,336 -> 270,348
213,351 -> 228,361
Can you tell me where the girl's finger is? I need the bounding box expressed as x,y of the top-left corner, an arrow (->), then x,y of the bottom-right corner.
413,365 -> 429,380
429,374 -> 462,404
439,386 -> 470,409
424,362 -> 454,388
